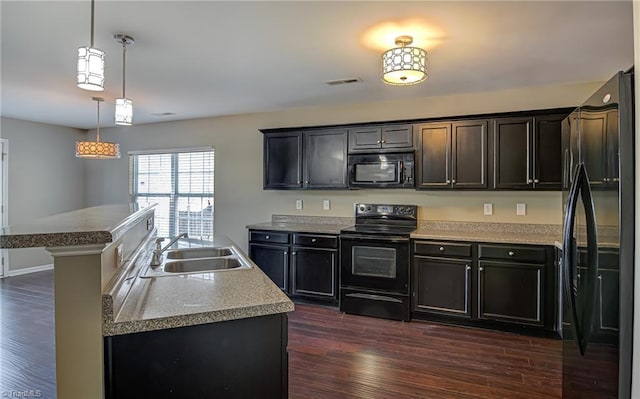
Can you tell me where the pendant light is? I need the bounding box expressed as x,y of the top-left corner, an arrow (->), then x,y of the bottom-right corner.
382,35 -> 427,86
76,97 -> 121,159
77,0 -> 105,91
114,33 -> 134,125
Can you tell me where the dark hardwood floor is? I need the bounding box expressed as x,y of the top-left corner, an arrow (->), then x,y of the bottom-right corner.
0,271 -> 561,399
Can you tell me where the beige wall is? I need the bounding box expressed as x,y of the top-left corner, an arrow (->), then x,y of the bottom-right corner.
86,80 -> 603,250
0,117 -> 87,271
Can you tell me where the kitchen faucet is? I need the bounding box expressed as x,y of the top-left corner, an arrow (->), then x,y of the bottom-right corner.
150,233 -> 188,266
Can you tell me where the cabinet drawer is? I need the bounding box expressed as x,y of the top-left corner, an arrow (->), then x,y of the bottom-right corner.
479,244 -> 546,263
293,234 -> 337,248
414,241 -> 472,257
249,231 -> 289,244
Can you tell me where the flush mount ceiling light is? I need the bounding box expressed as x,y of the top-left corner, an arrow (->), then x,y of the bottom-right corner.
382,35 -> 427,86
114,33 -> 134,126
76,97 -> 121,159
77,0 -> 105,91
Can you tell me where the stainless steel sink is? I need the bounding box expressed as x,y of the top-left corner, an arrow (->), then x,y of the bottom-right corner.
163,257 -> 242,273
166,247 -> 233,259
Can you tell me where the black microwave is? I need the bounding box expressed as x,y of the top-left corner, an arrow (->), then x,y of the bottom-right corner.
347,152 -> 414,188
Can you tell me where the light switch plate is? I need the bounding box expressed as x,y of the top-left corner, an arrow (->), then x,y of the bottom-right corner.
516,203 -> 526,216
295,199 -> 303,210
323,199 -> 331,210
483,203 -> 493,216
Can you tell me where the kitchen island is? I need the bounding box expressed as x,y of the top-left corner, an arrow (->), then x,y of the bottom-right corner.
0,204 -> 293,399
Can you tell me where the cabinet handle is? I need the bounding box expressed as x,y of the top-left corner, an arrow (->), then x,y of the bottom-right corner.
284,251 -> 288,255
265,235 -> 270,240
508,251 -> 515,256
311,238 -> 317,243
376,140 -> 382,144
381,140 -> 386,144
534,179 -> 539,183
451,179 -> 456,184
439,246 -> 445,251
466,265 -> 471,271
292,252 -> 296,256
446,180 -> 451,184
479,267 -> 484,272
305,180 -> 309,184
603,178 -> 610,182
527,179 -> 533,184
297,180 -> 301,184
598,274 -> 602,280
612,177 -> 620,182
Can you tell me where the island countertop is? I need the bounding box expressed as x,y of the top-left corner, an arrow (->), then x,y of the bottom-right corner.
0,203 -> 156,248
102,235 -> 294,336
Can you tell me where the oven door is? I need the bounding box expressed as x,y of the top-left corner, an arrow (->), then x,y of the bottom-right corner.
340,234 -> 409,294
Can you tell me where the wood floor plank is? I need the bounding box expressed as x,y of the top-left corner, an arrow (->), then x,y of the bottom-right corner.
0,271 -> 562,399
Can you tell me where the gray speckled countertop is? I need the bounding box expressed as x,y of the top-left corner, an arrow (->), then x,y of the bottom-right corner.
412,221 -> 562,246
102,236 -> 294,336
0,204 -> 156,248
246,214 -> 354,235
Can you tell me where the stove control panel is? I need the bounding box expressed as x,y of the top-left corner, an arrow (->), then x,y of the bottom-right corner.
355,203 -> 417,217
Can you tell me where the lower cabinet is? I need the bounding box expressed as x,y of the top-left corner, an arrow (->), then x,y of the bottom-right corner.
104,313 -> 288,399
248,229 -> 338,303
412,239 -> 557,334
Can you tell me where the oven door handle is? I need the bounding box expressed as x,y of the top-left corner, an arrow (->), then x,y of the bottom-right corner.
345,293 -> 403,303
340,234 -> 409,243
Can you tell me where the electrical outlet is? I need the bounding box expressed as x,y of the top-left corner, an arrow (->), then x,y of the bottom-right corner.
483,203 -> 493,216
295,199 -> 303,210
516,203 -> 526,216
323,199 -> 331,210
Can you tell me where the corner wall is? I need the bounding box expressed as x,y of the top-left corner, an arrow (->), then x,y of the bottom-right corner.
0,117 -> 87,272
86,80 -> 602,250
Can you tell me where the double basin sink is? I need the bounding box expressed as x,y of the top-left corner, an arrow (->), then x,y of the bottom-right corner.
140,246 -> 252,278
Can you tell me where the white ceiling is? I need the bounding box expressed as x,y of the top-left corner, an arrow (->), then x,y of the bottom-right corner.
0,1 -> 635,130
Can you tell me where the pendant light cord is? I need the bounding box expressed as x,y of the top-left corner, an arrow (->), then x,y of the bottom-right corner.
96,99 -> 101,142
122,42 -> 127,98
90,0 -> 95,47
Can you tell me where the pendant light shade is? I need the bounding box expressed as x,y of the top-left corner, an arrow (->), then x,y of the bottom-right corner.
114,33 -> 134,125
76,97 -> 121,159
77,0 -> 104,91
382,35 -> 427,86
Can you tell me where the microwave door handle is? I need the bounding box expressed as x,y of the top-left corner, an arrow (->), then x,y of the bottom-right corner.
399,161 -> 404,183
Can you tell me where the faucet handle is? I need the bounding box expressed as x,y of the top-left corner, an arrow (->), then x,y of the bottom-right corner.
155,237 -> 165,249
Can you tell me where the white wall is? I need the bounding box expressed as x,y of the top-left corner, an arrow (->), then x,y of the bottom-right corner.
0,117 -> 87,271
86,80 -> 602,250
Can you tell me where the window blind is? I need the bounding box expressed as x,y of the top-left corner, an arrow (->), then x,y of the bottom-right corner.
129,149 -> 214,240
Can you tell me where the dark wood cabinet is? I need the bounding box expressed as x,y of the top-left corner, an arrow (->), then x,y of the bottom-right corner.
249,230 -> 338,302
578,109 -> 619,188
303,129 -> 348,189
413,246 -> 472,318
263,129 -> 347,190
248,231 -> 290,292
104,313 -> 288,399
348,124 -> 413,153
263,132 -> 303,189
493,114 -> 566,190
416,120 -> 488,189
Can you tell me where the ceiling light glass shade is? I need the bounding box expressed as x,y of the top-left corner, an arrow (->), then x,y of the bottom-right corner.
75,141 -> 120,158
77,46 -> 105,91
382,46 -> 427,85
115,98 -> 133,125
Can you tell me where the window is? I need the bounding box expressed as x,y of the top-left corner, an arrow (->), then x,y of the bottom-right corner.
130,148 -> 214,240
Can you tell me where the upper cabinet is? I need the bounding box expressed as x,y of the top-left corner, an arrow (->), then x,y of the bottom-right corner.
493,113 -> 566,190
416,120 -> 488,189
578,109 -> 619,188
263,128 -> 348,190
348,124 -> 414,153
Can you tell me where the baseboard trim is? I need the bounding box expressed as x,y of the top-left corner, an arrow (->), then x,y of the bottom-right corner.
5,263 -> 54,277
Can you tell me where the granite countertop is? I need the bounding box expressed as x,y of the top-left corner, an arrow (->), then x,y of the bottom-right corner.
0,203 -> 156,248
246,214 -> 354,235
411,221 -> 562,246
102,236 -> 294,336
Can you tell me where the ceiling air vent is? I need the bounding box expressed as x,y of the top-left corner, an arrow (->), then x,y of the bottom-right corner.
324,78 -> 362,86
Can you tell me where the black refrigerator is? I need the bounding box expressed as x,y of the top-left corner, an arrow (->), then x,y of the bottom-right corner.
561,69 -> 634,398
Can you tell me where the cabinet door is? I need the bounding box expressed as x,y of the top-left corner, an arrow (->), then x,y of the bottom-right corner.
534,114 -> 564,189
291,247 -> 337,300
579,110 -> 607,188
493,117 -> 534,189
263,132 -> 303,189
416,122 -> 451,189
478,260 -> 544,326
413,256 -> 472,318
304,129 -> 348,189
249,243 -> 289,292
606,109 -> 619,185
381,125 -> 414,150
348,127 -> 382,152
451,120 -> 488,189
597,269 -> 619,334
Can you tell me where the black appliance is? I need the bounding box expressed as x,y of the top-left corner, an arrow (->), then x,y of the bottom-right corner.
561,70 -> 634,398
347,152 -> 414,188
340,203 -> 418,321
